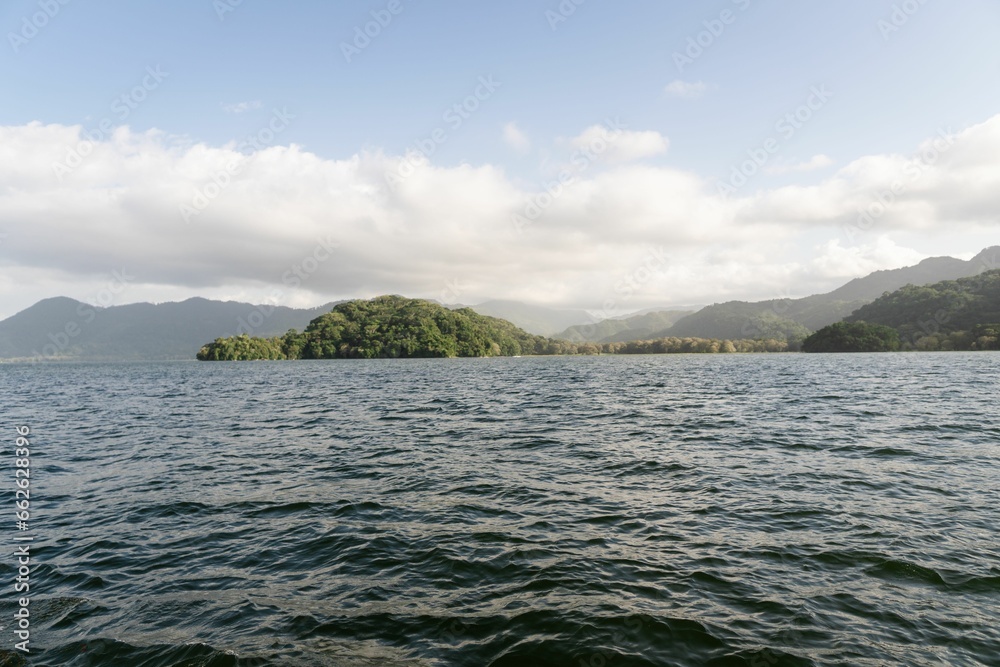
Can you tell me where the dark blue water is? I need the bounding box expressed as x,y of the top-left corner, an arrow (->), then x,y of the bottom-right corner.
1,354 -> 998,666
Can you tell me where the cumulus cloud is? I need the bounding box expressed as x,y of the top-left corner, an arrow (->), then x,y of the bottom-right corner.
746,118 -> 1000,234
568,125 -> 670,164
502,122 -> 531,153
664,80 -> 710,99
809,237 -> 927,280
0,116 -> 998,319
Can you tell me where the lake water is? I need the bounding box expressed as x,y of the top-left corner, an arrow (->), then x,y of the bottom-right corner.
1,354 -> 998,666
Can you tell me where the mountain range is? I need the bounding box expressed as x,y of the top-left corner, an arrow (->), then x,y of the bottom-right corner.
0,297 -> 339,361
555,246 -> 1000,343
554,311 -> 694,343
1,246 -> 996,360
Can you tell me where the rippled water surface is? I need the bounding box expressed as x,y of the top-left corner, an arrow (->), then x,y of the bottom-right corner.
1,354 -> 998,666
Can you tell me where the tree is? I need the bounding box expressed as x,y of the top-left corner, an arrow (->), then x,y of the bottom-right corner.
802,321 -> 901,353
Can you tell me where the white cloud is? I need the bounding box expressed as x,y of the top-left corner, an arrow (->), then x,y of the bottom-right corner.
568,125 -> 670,163
223,100 -> 262,114
0,116 -> 998,319
503,122 -> 531,153
765,154 -> 834,175
746,118 -> 1000,234
810,237 -> 927,280
664,80 -> 710,99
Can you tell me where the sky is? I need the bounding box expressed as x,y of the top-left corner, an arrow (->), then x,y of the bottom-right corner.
1,0 -> 999,320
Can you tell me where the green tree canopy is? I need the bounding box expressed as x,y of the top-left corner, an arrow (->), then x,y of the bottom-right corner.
199,296 -> 552,360
802,322 -> 901,353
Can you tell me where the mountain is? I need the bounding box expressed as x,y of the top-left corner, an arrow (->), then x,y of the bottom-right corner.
606,305 -> 705,318
4,247 -> 997,359
554,310 -> 693,343
468,300 -> 593,336
649,247 -> 1000,341
663,308 -> 814,343
0,297 -> 340,361
824,246 -> 998,302
846,269 -> 1000,349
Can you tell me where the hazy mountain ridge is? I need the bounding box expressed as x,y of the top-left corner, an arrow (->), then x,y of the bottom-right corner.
546,247 -> 998,343
2,247 -> 996,359
554,311 -> 693,343
0,297 -> 340,360
642,247 -> 1000,342
825,250 -> 998,302
466,300 -> 593,336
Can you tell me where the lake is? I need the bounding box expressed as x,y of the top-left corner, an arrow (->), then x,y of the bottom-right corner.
1,353 -> 998,666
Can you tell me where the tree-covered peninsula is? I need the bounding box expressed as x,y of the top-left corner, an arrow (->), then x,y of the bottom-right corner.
845,269 -> 1000,350
196,296 -> 795,360
803,270 -> 1000,352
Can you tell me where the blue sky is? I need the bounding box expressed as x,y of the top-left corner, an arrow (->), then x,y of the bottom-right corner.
7,0 -> 999,177
1,0 -> 999,318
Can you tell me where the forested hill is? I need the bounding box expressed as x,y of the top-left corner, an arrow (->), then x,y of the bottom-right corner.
198,295 -> 563,360
846,269 -> 1000,349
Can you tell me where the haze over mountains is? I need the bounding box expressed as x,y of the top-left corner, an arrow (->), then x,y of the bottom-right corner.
1,247 -> 996,361
0,297 -> 340,361
458,300 -> 593,338
559,246 -> 1000,343
554,311 -> 694,343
